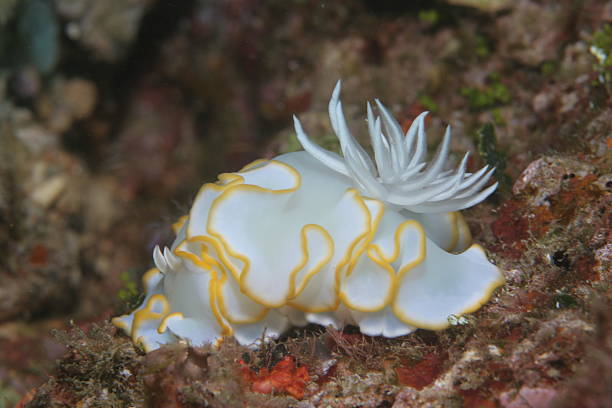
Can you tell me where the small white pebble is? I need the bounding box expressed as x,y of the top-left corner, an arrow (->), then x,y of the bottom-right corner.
487,345 -> 502,357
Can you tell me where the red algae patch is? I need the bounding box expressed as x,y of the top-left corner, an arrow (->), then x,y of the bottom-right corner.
240,356 -> 310,399
395,352 -> 447,390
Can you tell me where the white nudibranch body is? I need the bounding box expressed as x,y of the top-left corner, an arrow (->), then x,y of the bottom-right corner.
113,81 -> 504,352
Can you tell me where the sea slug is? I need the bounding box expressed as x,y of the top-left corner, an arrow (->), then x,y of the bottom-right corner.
113,81 -> 505,351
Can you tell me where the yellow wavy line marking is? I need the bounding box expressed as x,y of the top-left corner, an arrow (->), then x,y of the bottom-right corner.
369,219 -> 425,266
339,246 -> 395,312
172,215 -> 189,235
111,316 -> 130,331
289,224 -> 335,299
130,293 -> 170,341
215,265 -> 270,325
456,244 -> 505,315
239,158 -> 269,172
174,241 -> 233,335
391,242 -> 504,330
341,219 -> 426,313
288,189 -> 372,313
157,312 -> 184,334
206,161 -> 302,308
341,196 -> 384,276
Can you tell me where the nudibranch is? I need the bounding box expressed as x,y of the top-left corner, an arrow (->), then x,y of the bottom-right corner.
113,81 -> 504,352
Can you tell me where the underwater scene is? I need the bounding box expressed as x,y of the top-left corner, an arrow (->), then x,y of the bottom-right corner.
0,0 -> 610,407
